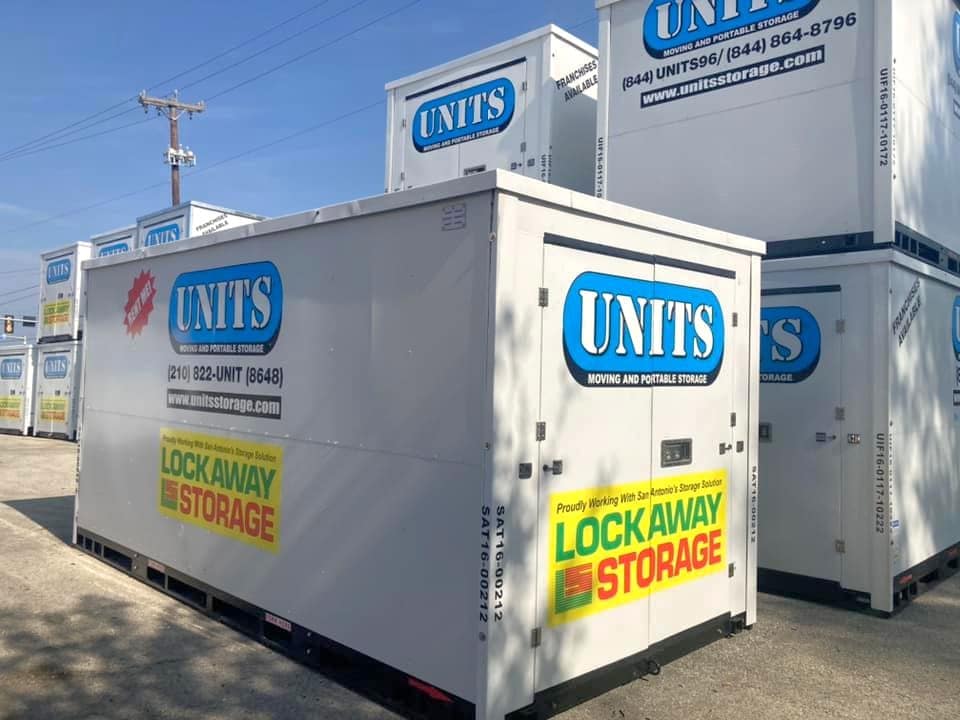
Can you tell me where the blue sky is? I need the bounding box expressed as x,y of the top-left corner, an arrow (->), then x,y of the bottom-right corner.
0,0 -> 596,319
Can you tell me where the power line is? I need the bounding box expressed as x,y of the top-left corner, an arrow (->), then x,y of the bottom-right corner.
207,0 -> 422,101
0,118 -> 154,165
178,0 -> 372,95
0,1 -> 338,160
0,267 -> 36,276
0,107 -> 145,162
2,100 -> 384,237
0,284 -> 39,300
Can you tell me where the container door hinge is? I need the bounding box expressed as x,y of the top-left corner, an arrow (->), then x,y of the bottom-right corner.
728,562 -> 736,578
401,118 -> 406,129
538,287 -> 549,307
536,422 -> 546,442
730,412 -> 737,428
836,319 -> 846,334
521,81 -> 528,92
732,312 -> 739,327
531,627 -> 541,648
835,407 -> 846,421
520,141 -> 527,153
835,540 -> 846,554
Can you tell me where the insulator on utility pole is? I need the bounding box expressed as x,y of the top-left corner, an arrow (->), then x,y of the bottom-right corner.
138,90 -> 205,206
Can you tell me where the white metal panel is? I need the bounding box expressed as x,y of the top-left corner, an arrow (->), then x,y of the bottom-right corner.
545,32 -> 600,194
535,240 -> 654,689
600,0 -> 875,243
38,243 -> 92,341
79,194 -> 495,702
138,210 -> 187,249
647,261 -> 735,644
889,264 -> 960,574
759,286 -> 844,582
387,28 -> 597,193
0,346 -> 34,435
34,340 -> 81,439
92,226 -> 136,258
188,204 -> 260,238
893,0 -> 960,252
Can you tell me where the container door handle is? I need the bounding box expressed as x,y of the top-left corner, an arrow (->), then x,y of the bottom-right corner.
816,433 -> 837,443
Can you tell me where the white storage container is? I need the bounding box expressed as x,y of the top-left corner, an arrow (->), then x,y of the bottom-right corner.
386,25 -> 598,194
596,0 -> 960,261
91,225 -> 136,258
136,201 -> 264,249
34,340 -> 83,440
38,243 -> 92,342
0,345 -> 35,436
77,172 -> 763,719
760,249 -> 960,614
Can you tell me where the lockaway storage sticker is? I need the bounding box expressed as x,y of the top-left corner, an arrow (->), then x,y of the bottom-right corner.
549,470 -> 726,626
0,397 -> 22,421
159,429 -> 283,553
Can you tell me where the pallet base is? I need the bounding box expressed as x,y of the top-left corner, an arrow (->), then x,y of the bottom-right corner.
76,527 -> 749,719
760,541 -> 960,616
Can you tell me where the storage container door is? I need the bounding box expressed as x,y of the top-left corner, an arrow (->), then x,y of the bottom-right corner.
37,350 -> 74,437
535,236 -> 653,690
0,355 -> 26,433
401,79 -> 468,189
647,262 -> 735,645
456,60 -> 527,179
758,287 -> 843,583
40,252 -> 77,340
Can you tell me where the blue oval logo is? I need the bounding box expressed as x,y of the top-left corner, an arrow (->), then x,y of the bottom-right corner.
46,258 -> 72,285
98,241 -> 130,257
563,271 -> 724,387
43,355 -> 69,379
145,223 -> 181,247
952,296 -> 960,361
412,77 -> 516,153
954,10 -> 960,76
169,261 -> 283,356
643,0 -> 820,58
0,358 -> 22,380
760,306 -> 821,383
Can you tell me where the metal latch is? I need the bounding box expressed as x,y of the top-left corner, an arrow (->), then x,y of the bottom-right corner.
759,423 -> 772,442
732,312 -> 739,327
835,540 -> 846,554
543,460 -> 563,475
518,463 -> 533,479
836,319 -> 846,334
816,432 -> 837,443
538,288 -> 549,307
835,407 -> 846,421
531,627 -> 541,648
728,563 -> 736,578
718,443 -> 733,455
847,434 -> 862,445
536,422 -> 546,442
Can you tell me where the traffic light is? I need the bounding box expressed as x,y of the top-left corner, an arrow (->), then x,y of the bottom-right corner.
2,315 -> 13,335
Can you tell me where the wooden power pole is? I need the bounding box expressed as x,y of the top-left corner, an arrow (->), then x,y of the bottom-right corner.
138,90 -> 205,206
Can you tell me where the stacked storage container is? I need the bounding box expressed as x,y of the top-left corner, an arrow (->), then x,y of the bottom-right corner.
596,0 -> 960,612
136,201 -> 264,249
0,345 -> 35,436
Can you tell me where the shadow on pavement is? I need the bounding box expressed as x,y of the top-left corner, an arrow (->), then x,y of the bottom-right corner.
3,495 -> 75,543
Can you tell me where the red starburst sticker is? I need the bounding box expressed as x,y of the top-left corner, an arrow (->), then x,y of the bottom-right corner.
124,270 -> 157,337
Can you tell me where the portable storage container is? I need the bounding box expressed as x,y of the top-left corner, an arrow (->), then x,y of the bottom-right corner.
76,172 -> 763,719
385,25 -> 599,195
0,345 -> 35,436
596,0 -> 960,260
760,250 -> 960,613
136,201 -> 264,249
34,340 -> 82,440
39,243 -> 92,342
91,225 -> 136,258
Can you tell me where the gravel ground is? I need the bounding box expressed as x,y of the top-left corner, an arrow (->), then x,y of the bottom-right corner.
1,434 -> 957,719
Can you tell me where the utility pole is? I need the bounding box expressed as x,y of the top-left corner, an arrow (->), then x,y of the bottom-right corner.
138,90 -> 205,207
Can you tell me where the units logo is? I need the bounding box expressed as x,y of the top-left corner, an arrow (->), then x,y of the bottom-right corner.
643,0 -> 820,58
549,471 -> 727,625
952,296 -> 960,361
98,241 -> 129,257
413,77 -> 515,153
563,271 -> 724,387
169,261 -> 283,355
760,306 -> 821,383
43,355 -> 69,379
954,10 -> 960,76
145,222 -> 181,247
0,358 -> 23,380
46,257 -> 72,285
